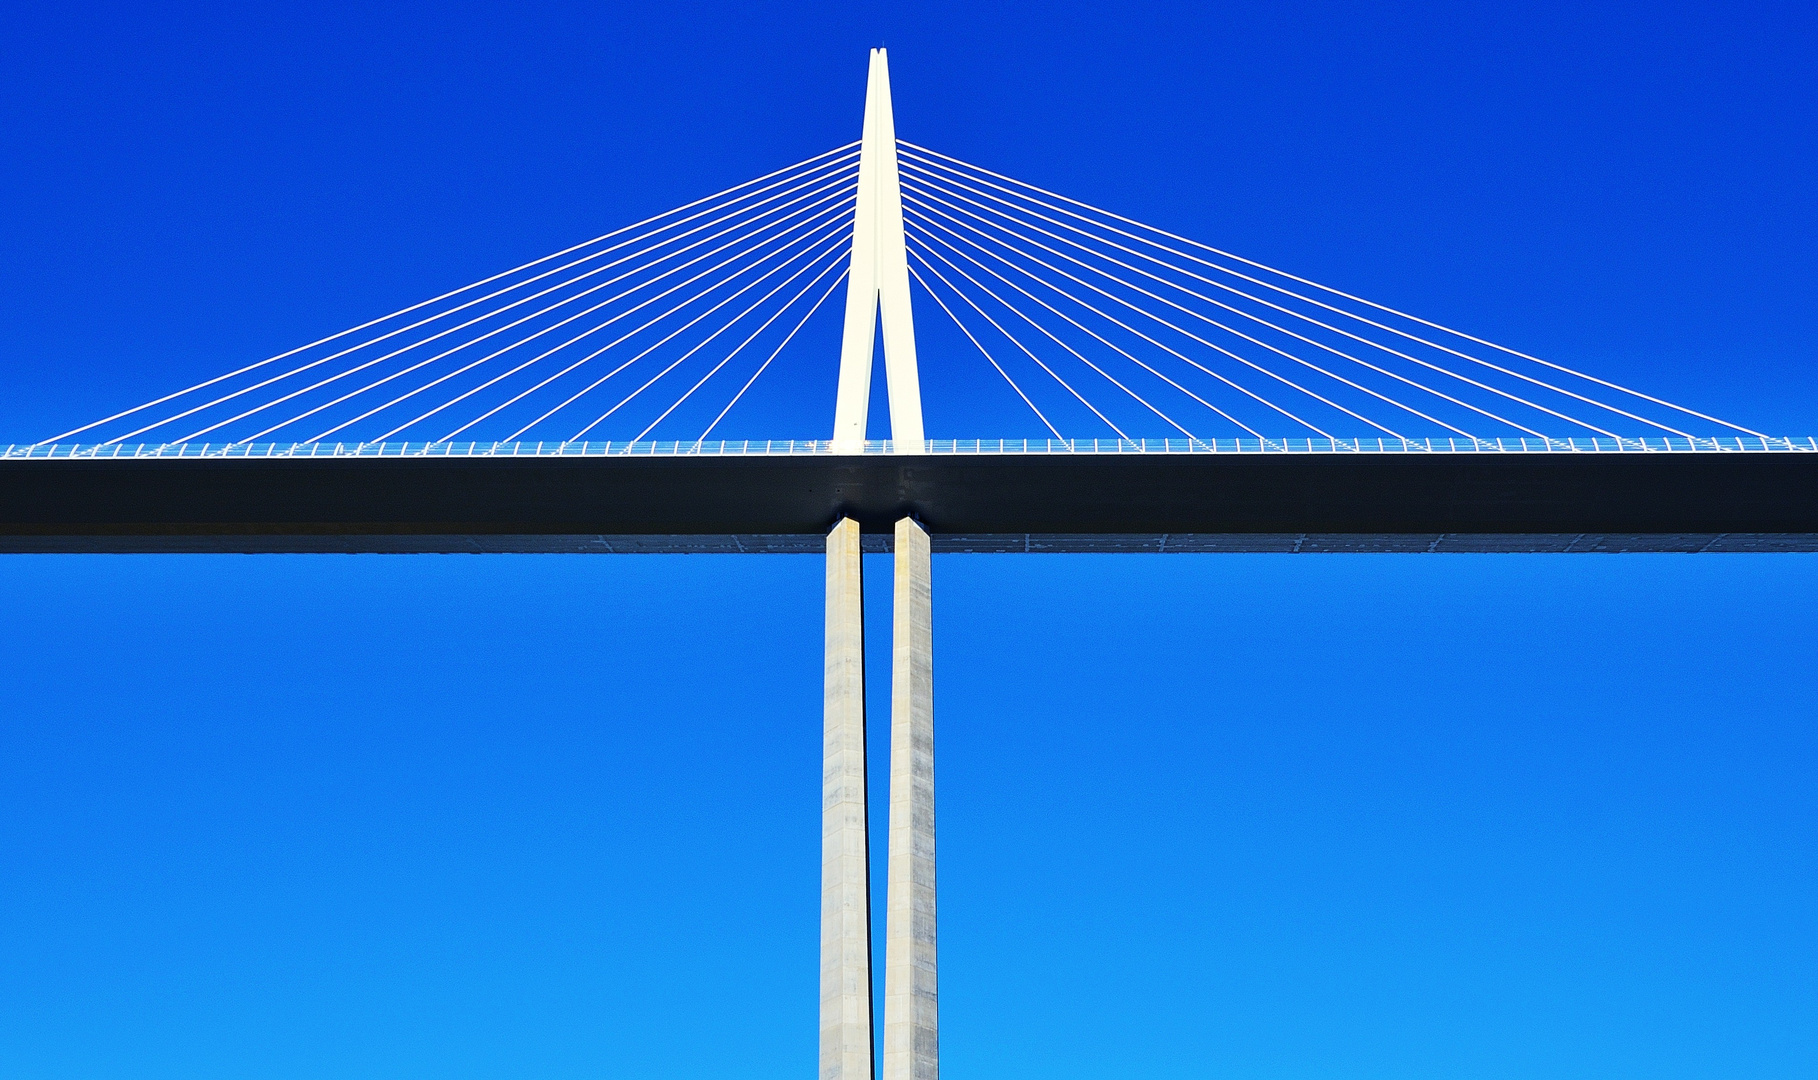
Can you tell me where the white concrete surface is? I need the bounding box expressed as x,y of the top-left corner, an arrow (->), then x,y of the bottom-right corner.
819,517 -> 873,1080
883,515 -> 937,1080
832,48 -> 925,454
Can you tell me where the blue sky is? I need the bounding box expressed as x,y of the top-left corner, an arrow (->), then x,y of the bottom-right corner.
2,2 -> 1815,1078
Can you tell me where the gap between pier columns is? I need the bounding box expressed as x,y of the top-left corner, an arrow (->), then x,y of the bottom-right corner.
884,515 -> 937,1080
820,517 -> 872,1080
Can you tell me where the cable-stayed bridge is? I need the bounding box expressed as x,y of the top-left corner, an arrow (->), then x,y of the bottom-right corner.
4,48 -> 1815,1080
5,51 -> 1815,554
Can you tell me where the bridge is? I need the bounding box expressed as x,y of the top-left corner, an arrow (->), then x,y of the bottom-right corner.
5,49 -> 1815,1080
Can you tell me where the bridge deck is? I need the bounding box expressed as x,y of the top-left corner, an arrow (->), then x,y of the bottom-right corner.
3,441 -> 1816,553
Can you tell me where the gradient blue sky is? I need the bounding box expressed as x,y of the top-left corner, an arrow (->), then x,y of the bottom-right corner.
2,3 -> 1815,1078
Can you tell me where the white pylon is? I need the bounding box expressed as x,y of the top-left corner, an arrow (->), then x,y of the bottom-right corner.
831,48 -> 924,455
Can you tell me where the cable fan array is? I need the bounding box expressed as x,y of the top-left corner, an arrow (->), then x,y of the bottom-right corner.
44,140 -> 1766,449
45,145 -> 860,448
897,142 -> 1764,443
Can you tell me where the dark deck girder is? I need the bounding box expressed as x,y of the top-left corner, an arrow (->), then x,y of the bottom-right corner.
1,451 -> 1815,553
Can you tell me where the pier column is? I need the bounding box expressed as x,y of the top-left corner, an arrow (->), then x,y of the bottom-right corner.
883,516 -> 937,1080
820,518 -> 873,1080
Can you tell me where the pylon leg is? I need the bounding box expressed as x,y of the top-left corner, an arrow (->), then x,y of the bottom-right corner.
820,517 -> 873,1080
883,515 -> 936,1080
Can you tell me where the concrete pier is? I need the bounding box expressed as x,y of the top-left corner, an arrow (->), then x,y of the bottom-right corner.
883,515 -> 937,1080
819,518 -> 873,1080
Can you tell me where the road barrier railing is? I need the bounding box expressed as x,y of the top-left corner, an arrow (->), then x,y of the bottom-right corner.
5,435 -> 1817,460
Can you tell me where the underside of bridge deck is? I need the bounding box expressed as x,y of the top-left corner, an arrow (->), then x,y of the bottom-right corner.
2,452 -> 1815,553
